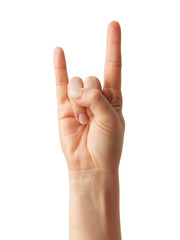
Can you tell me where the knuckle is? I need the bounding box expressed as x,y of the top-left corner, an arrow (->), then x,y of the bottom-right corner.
84,76 -> 102,90
55,65 -> 66,70
69,77 -> 83,91
84,76 -> 98,82
69,76 -> 82,83
105,59 -> 121,68
84,75 -> 97,79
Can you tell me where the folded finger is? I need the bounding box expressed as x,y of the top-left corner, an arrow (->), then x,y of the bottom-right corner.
84,76 -> 102,118
68,77 -> 89,125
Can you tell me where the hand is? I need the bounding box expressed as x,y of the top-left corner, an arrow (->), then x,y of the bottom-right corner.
53,21 -> 125,174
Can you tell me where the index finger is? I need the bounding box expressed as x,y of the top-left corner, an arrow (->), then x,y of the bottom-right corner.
53,47 -> 69,105
103,21 -> 122,90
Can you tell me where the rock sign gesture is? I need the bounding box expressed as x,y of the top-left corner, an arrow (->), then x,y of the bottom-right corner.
53,21 -> 125,175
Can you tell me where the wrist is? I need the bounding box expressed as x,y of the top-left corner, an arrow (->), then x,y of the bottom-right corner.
68,168 -> 119,193
68,168 -> 121,240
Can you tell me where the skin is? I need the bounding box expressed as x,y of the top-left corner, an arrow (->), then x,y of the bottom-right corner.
53,21 -> 125,240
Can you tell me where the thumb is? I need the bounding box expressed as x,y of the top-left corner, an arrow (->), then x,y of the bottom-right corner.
69,87 -> 117,124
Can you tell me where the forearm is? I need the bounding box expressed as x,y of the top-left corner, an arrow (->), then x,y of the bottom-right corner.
68,169 -> 121,240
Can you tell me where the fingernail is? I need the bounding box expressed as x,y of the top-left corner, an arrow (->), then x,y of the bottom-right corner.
69,89 -> 83,99
78,113 -> 89,124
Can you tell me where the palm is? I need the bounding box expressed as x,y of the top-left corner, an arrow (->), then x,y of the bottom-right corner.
58,99 -> 94,170
54,21 -> 125,173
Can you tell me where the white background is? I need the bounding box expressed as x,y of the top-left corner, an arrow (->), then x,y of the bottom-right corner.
0,0 -> 180,239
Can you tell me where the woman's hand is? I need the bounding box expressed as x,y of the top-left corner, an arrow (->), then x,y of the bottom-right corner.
53,21 -> 125,175
53,21 -> 125,240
